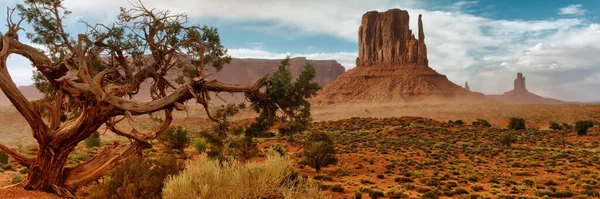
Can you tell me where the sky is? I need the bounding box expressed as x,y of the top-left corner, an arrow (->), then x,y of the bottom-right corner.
1,0 -> 599,102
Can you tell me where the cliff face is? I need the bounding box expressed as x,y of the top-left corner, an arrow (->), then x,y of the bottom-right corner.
0,57 -> 345,106
356,9 -> 427,67
312,9 -> 490,104
213,57 -> 344,87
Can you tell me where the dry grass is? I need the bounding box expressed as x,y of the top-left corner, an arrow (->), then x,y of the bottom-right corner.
162,152 -> 329,199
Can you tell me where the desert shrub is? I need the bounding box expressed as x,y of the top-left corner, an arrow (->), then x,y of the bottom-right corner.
581,188 -> 599,197
454,188 -> 469,195
544,180 -> 558,186
454,120 -> 465,126
302,131 -> 337,172
575,120 -> 594,135
162,152 -> 328,199
369,190 -> 385,199
192,138 -> 208,153
472,119 -> 491,127
499,132 -> 513,146
158,126 -> 190,154
554,189 -> 574,198
471,185 -> 484,192
386,188 -> 409,199
84,131 -> 101,148
0,151 -> 8,164
549,122 -> 561,131
234,135 -> 259,162
313,173 -> 333,181
355,191 -> 363,199
395,177 -> 414,183
271,145 -> 286,156
422,191 -> 439,199
331,184 -> 345,193
11,173 -> 24,184
91,154 -> 182,199
508,117 -> 526,130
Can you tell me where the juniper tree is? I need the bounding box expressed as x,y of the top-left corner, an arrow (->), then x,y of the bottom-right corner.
0,0 -> 314,196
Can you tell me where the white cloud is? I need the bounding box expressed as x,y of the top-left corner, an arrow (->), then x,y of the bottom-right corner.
558,4 -> 587,16
2,0 -> 600,101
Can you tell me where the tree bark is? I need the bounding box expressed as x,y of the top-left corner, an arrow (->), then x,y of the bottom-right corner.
24,145 -> 74,192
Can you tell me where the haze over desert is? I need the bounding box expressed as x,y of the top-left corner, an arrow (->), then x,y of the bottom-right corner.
0,1 -> 599,199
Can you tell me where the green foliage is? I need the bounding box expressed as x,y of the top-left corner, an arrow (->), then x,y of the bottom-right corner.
0,151 -> 8,164
355,191 -> 363,199
84,131 -> 101,148
91,154 -> 182,199
302,131 -> 337,172
158,126 -> 190,154
549,122 -> 561,131
246,57 -> 320,136
575,120 -> 594,135
508,117 -> 526,130
472,119 -> 491,127
198,104 -> 243,159
499,132 -> 513,146
271,145 -> 286,156
192,138 -> 208,154
234,136 -> 258,162
11,173 -> 24,184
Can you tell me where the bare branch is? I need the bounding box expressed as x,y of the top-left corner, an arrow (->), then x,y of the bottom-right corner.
0,144 -> 33,167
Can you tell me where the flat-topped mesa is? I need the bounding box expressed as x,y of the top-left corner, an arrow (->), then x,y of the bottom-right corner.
514,72 -> 527,92
356,9 -> 428,67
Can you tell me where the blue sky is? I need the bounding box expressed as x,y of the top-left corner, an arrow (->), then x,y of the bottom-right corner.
2,0 -> 600,102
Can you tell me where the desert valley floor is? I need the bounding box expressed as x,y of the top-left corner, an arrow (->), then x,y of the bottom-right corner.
1,103 -> 600,198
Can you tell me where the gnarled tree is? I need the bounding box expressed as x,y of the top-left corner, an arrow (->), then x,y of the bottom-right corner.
0,0 -> 308,196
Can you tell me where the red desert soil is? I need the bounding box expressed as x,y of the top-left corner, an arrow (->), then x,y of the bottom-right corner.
0,188 -> 61,199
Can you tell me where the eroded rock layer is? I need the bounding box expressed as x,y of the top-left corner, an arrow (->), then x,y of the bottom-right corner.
313,9 -> 489,104
356,9 -> 427,67
0,57 -> 345,105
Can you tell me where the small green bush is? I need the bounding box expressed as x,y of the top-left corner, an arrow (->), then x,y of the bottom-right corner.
11,173 -> 24,184
91,154 -> 182,199
472,119 -> 491,127
508,117 -> 526,130
355,191 -> 363,199
331,184 -> 345,193
575,120 -> 594,135
192,138 -> 208,153
0,151 -> 8,164
499,132 -> 513,146
84,131 -> 101,148
302,131 -> 337,172
471,185 -> 484,192
158,126 -> 190,154
369,190 -> 385,199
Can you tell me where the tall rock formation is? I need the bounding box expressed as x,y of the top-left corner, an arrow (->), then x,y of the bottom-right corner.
487,73 -> 565,104
312,9 -> 489,104
465,82 -> 470,91
0,57 -> 345,106
514,72 -> 526,92
356,9 -> 427,67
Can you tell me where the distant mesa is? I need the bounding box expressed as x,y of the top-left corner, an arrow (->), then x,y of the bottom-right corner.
0,57 -> 345,106
311,9 -> 490,104
487,73 -> 565,104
